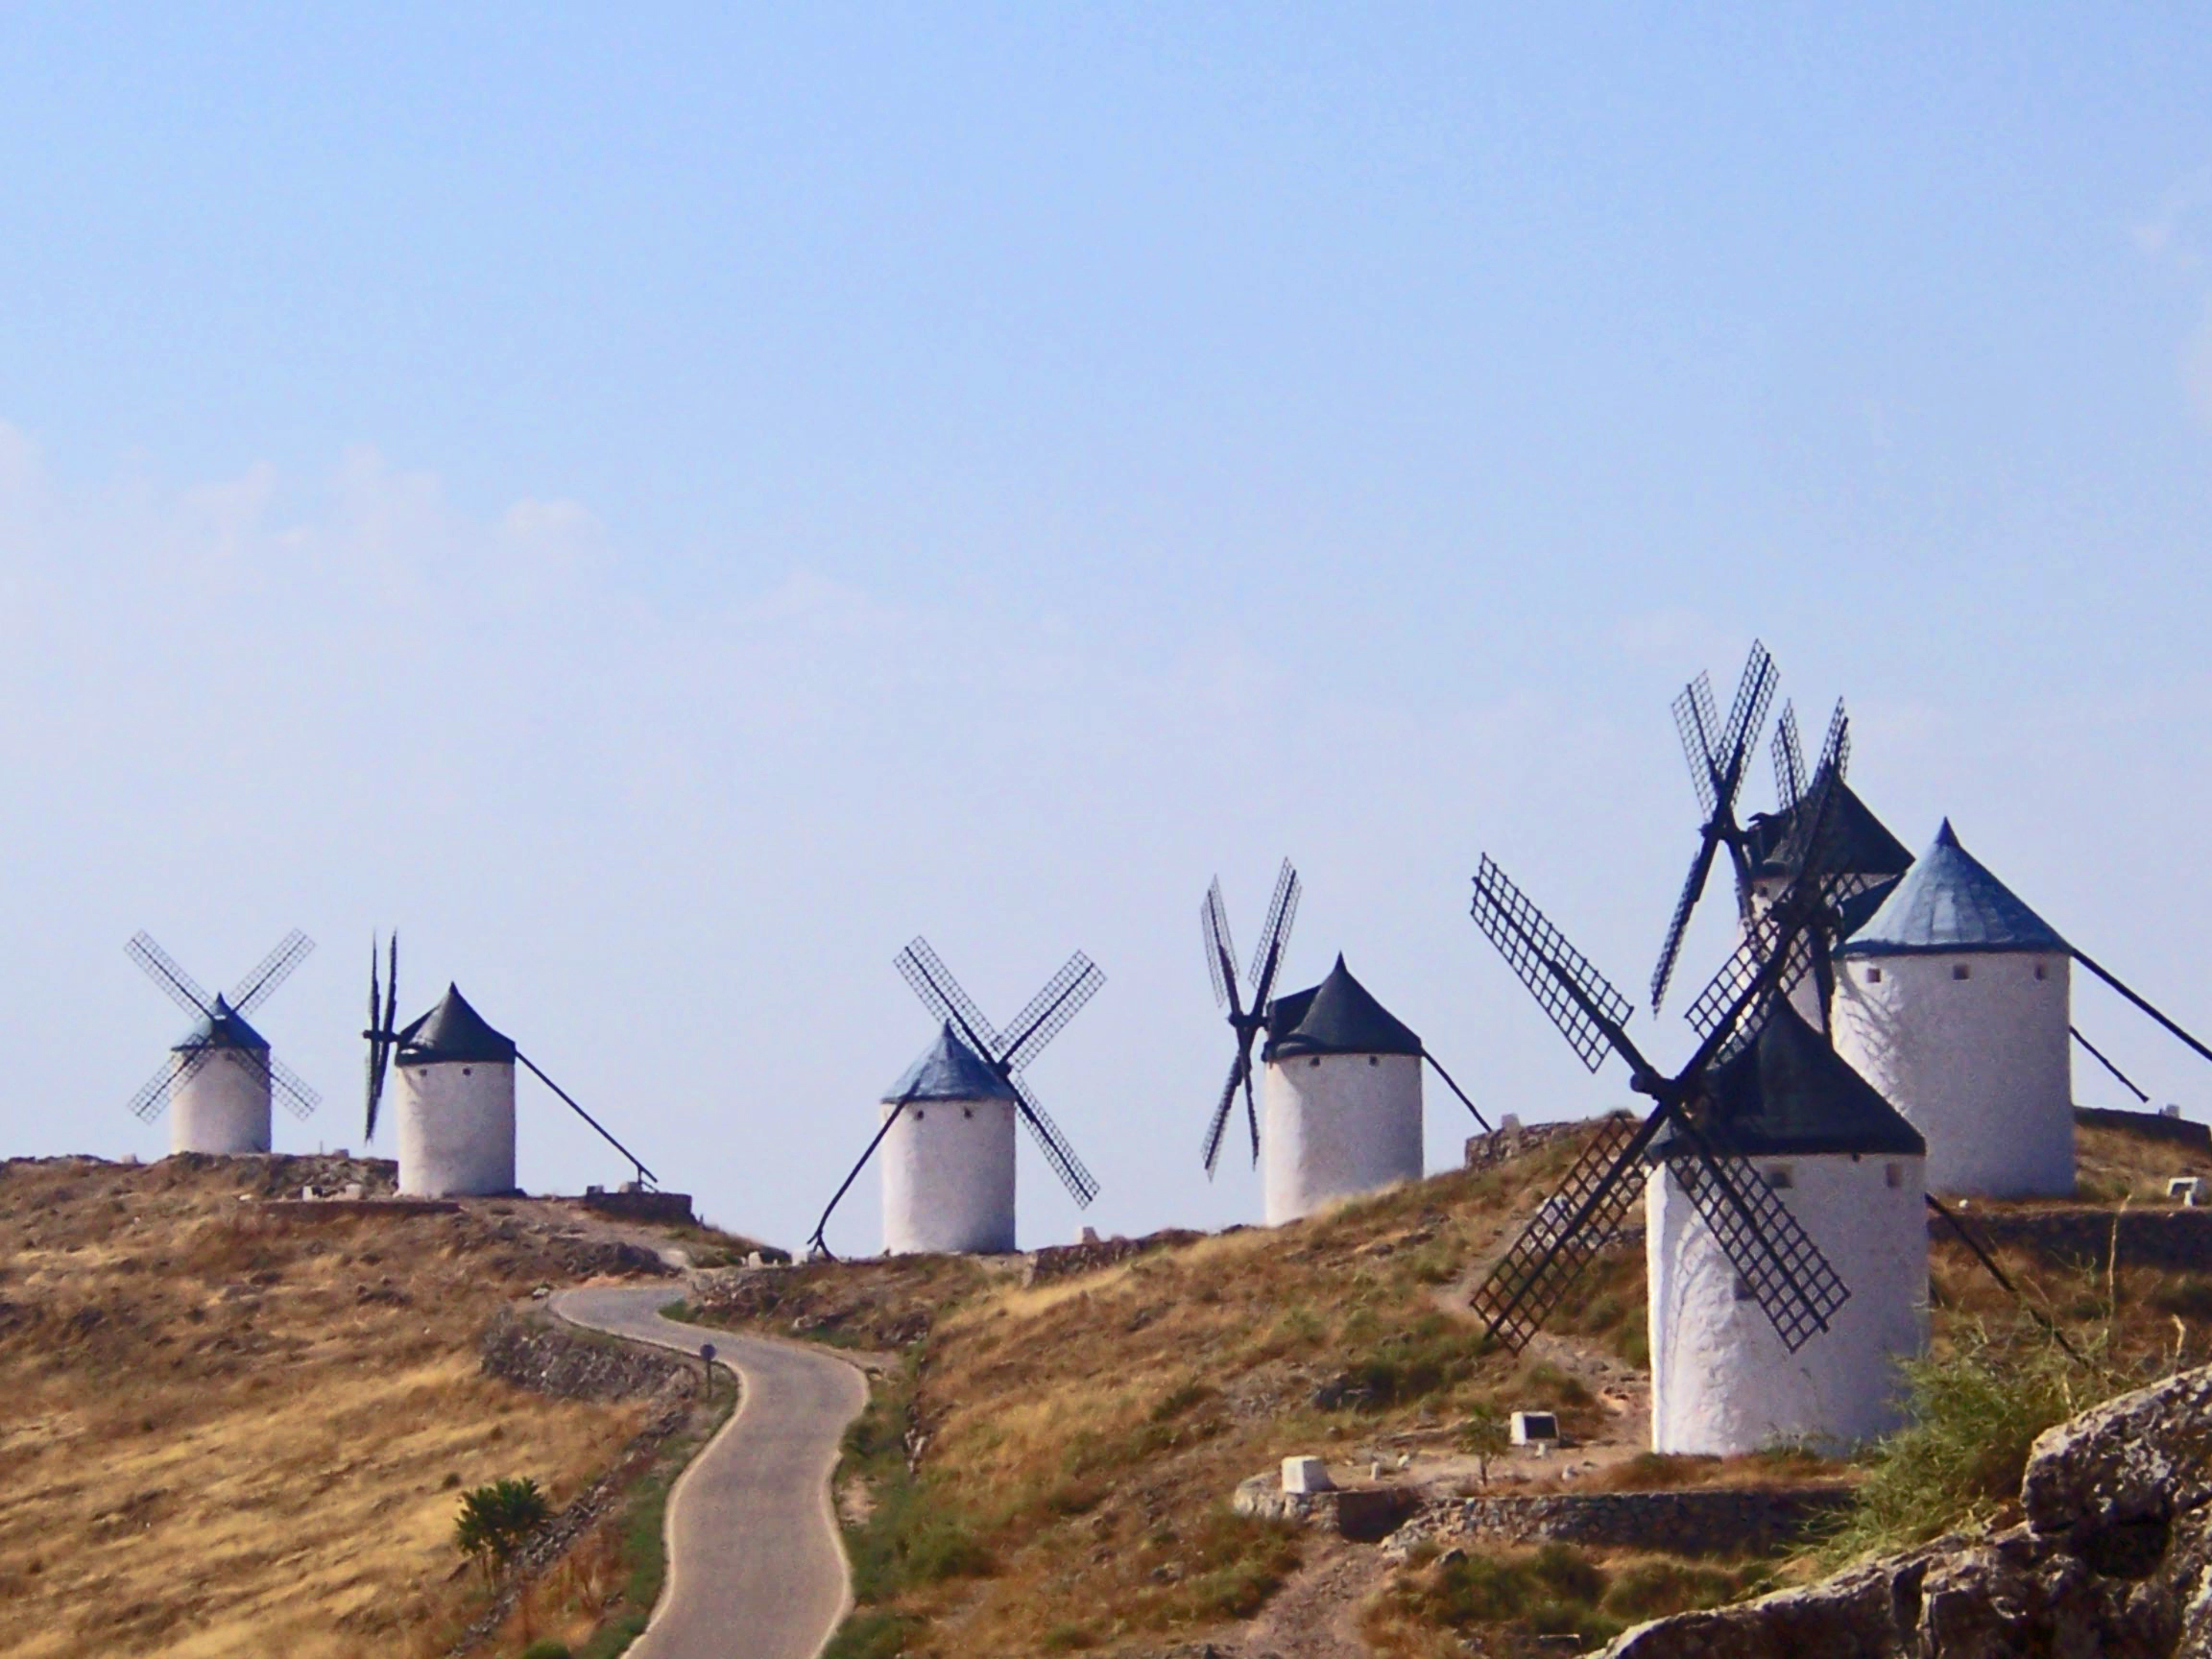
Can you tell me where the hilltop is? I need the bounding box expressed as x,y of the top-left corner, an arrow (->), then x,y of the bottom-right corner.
682,1113 -> 2212,1657
0,1152 -> 729,1659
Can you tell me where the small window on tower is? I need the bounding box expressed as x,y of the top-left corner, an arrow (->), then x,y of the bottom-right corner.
2034,962 -> 2049,981
1368,1055 -> 1379,1067
1953,964 -> 1971,981
1310,1057 -> 1321,1069
1885,1163 -> 1902,1189
1732,1274 -> 1755,1301
963,1106 -> 974,1118
1867,966 -> 1883,983
1763,1166 -> 1793,1190
912,1108 -> 925,1121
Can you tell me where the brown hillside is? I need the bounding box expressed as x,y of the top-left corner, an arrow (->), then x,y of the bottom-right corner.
690,1115 -> 2212,1658
0,1154 -> 682,1659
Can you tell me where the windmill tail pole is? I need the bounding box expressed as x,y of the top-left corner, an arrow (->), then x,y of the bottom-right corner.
2074,950 -> 2212,1071
516,1051 -> 661,1190
1924,1193 -> 2086,1366
2070,1025 -> 2151,1105
807,1096 -> 912,1259
1422,1049 -> 1491,1132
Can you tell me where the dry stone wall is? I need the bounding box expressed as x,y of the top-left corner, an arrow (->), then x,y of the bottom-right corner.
478,1304 -> 694,1403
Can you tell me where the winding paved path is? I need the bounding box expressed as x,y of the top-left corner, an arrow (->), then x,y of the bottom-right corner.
552,1285 -> 870,1659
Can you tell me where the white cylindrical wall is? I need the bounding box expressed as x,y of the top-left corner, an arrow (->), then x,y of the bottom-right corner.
1260,1053 -> 1423,1226
1831,952 -> 2073,1198
1648,1152 -> 1928,1455
880,1095 -> 1018,1255
170,1052 -> 273,1156
397,1060 -> 517,1197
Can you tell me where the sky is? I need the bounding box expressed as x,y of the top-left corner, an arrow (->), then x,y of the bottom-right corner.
4,6 -> 2211,1251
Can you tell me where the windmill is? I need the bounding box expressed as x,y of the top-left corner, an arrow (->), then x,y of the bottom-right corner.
359,934 -> 660,1197
806,938 -> 1103,1258
1466,706 -> 1858,1359
1648,640 -> 1779,1013
1199,858 -> 1301,1176
126,930 -> 321,1155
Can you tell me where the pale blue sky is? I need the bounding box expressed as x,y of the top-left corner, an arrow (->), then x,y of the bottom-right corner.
3,8 -> 2210,1249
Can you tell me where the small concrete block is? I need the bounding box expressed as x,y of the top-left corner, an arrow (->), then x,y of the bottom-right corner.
1510,1410 -> 1560,1446
1281,1455 -> 1334,1495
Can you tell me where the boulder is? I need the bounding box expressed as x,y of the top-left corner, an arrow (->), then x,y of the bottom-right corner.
1602,1362 -> 2212,1659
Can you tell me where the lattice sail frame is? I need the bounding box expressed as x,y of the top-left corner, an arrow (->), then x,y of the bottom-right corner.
894,936 -> 1104,1208
1467,1114 -> 1647,1352
1664,1126 -> 1851,1353
125,930 -> 321,1124
1198,860 -> 1300,1177
1466,850 -> 1852,1356
1470,855 -> 1634,1073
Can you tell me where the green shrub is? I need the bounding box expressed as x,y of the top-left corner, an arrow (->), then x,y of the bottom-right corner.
1823,1321 -> 2142,1563
453,1478 -> 550,1579
520,1643 -> 574,1659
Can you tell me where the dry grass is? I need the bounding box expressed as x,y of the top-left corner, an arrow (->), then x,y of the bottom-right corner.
699,1132 -> 1652,1654
0,1155 -> 668,1659
2069,1120 -> 2212,1205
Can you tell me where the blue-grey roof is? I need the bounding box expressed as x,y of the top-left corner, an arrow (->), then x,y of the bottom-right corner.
1648,1001 -> 1925,1160
884,1024 -> 1019,1104
397,984 -> 517,1064
1263,955 -> 1423,1060
172,993 -> 270,1053
1837,820 -> 2068,959
1745,781 -> 1914,882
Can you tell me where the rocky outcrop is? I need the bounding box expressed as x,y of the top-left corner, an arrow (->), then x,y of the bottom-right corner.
479,1305 -> 695,1402
1601,1364 -> 2212,1658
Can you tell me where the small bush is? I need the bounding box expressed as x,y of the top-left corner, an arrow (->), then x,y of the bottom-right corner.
1823,1321 -> 2145,1563
453,1478 -> 550,1579
520,1642 -> 573,1659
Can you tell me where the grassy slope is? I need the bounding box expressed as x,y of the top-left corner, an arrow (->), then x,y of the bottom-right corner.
692,1117 -> 2212,1656
0,1156 -> 674,1659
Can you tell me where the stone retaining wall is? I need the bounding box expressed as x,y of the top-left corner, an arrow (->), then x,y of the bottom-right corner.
1232,1476 -> 1419,1541
479,1305 -> 696,1403
1387,1486 -> 1851,1558
579,1190 -> 698,1226
1945,1207 -> 2212,1272
1027,1228 -> 1207,1285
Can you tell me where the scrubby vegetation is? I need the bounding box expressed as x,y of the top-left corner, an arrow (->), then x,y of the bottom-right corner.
1363,1541 -> 1776,1654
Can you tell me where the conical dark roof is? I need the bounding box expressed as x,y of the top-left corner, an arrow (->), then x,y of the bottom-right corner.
884,1024 -> 1019,1104
1263,955 -> 1423,1060
1649,1002 -> 1924,1161
173,993 -> 270,1053
1837,821 -> 2067,958
1745,781 -> 1913,881
397,983 -> 517,1065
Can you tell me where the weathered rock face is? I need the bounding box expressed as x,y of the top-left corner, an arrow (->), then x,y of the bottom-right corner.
1601,1363 -> 2212,1659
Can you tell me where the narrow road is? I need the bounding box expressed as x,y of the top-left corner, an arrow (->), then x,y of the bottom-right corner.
552,1285 -> 870,1659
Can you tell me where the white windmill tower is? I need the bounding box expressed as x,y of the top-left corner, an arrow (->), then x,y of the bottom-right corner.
360,937 -> 662,1198
125,931 -> 321,1155
1469,714 -> 1936,1455
392,984 -> 520,1197
877,1025 -> 1022,1255
1645,642 -> 1911,1038
1829,821 -> 2075,1198
1196,862 -> 1490,1225
1645,1002 -> 1927,1454
805,937 -> 1104,1258
1258,956 -> 1427,1225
